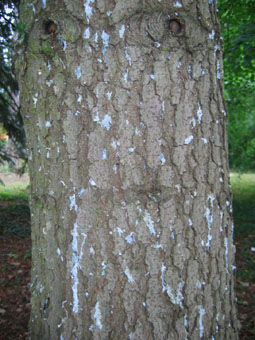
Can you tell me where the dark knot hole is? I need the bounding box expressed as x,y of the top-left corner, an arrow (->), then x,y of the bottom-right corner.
44,20 -> 57,35
169,19 -> 184,35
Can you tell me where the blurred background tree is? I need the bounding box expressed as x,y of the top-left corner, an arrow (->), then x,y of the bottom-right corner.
0,0 -> 26,170
0,0 -> 254,171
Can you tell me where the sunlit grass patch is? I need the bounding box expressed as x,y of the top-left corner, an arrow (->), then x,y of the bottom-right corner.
0,182 -> 29,201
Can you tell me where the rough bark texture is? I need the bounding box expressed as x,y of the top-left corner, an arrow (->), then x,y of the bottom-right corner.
15,0 -> 239,339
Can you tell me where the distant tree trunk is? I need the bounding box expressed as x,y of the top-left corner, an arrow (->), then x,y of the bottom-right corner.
15,0 -> 239,339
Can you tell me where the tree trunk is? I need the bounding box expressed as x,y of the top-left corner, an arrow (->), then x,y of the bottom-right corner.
15,0 -> 239,339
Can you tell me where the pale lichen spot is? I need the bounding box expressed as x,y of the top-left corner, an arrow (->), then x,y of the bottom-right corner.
175,184 -> 181,193
224,237 -> 229,272
198,306 -> 206,338
129,147 -> 135,153
196,280 -> 201,289
119,24 -> 125,39
117,227 -> 124,235
125,232 -> 135,244
33,93 -> 38,106
197,103 -> 203,123
69,194 -> 78,212
209,30 -> 215,39
84,0 -> 95,23
101,148 -> 107,160
89,178 -> 97,186
217,59 -> 221,79
201,138 -> 208,144
184,135 -> 194,145
143,210 -> 156,236
125,47 -> 132,65
94,301 -> 103,330
174,1 -> 182,7
101,261 -> 106,276
84,27 -> 90,39
106,91 -> 112,101
100,114 -> 112,130
101,30 -> 109,57
78,188 -> 85,198
190,117 -> 196,128
124,267 -> 135,283
75,66 -> 81,79
160,153 -> 166,165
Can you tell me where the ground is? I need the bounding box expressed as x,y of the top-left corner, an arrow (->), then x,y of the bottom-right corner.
0,172 -> 255,339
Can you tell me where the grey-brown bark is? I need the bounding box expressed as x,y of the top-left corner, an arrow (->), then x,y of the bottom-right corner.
15,0 -> 239,339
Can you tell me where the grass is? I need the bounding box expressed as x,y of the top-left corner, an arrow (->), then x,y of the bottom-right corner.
0,182 -> 29,201
0,180 -> 30,236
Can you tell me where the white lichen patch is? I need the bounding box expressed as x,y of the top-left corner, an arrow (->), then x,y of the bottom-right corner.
101,148 -> 107,160
209,30 -> 215,39
106,91 -> 112,101
78,187 -> 85,198
84,27 -> 90,39
124,268 -> 135,283
217,59 -> 221,79
197,103 -> 203,123
116,227 -> 124,235
125,232 -> 135,244
198,306 -> 206,338
84,0 -> 95,23
123,70 -> 128,82
174,0 -> 182,7
143,210 -> 156,236
204,194 -> 215,249
94,301 -> 103,330
101,30 -> 109,58
125,47 -> 132,66
119,24 -> 125,39
159,153 -> 166,165
201,138 -> 208,144
175,184 -> 181,193
224,237 -> 229,272
101,261 -> 106,276
75,66 -> 81,79
161,264 -> 184,308
196,280 -> 201,289
33,93 -> 38,106
101,114 -> 112,130
184,136 -> 194,145
69,194 -> 78,212
89,178 -> 97,186
71,223 -> 87,314
128,147 -> 135,153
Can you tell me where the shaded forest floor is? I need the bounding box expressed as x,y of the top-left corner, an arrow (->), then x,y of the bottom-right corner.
0,173 -> 255,339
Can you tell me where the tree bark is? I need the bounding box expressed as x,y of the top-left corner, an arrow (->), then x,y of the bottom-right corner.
15,0 -> 239,339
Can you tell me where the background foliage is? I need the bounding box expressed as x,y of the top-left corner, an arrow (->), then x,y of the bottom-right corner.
219,0 -> 255,170
0,0 -> 26,168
